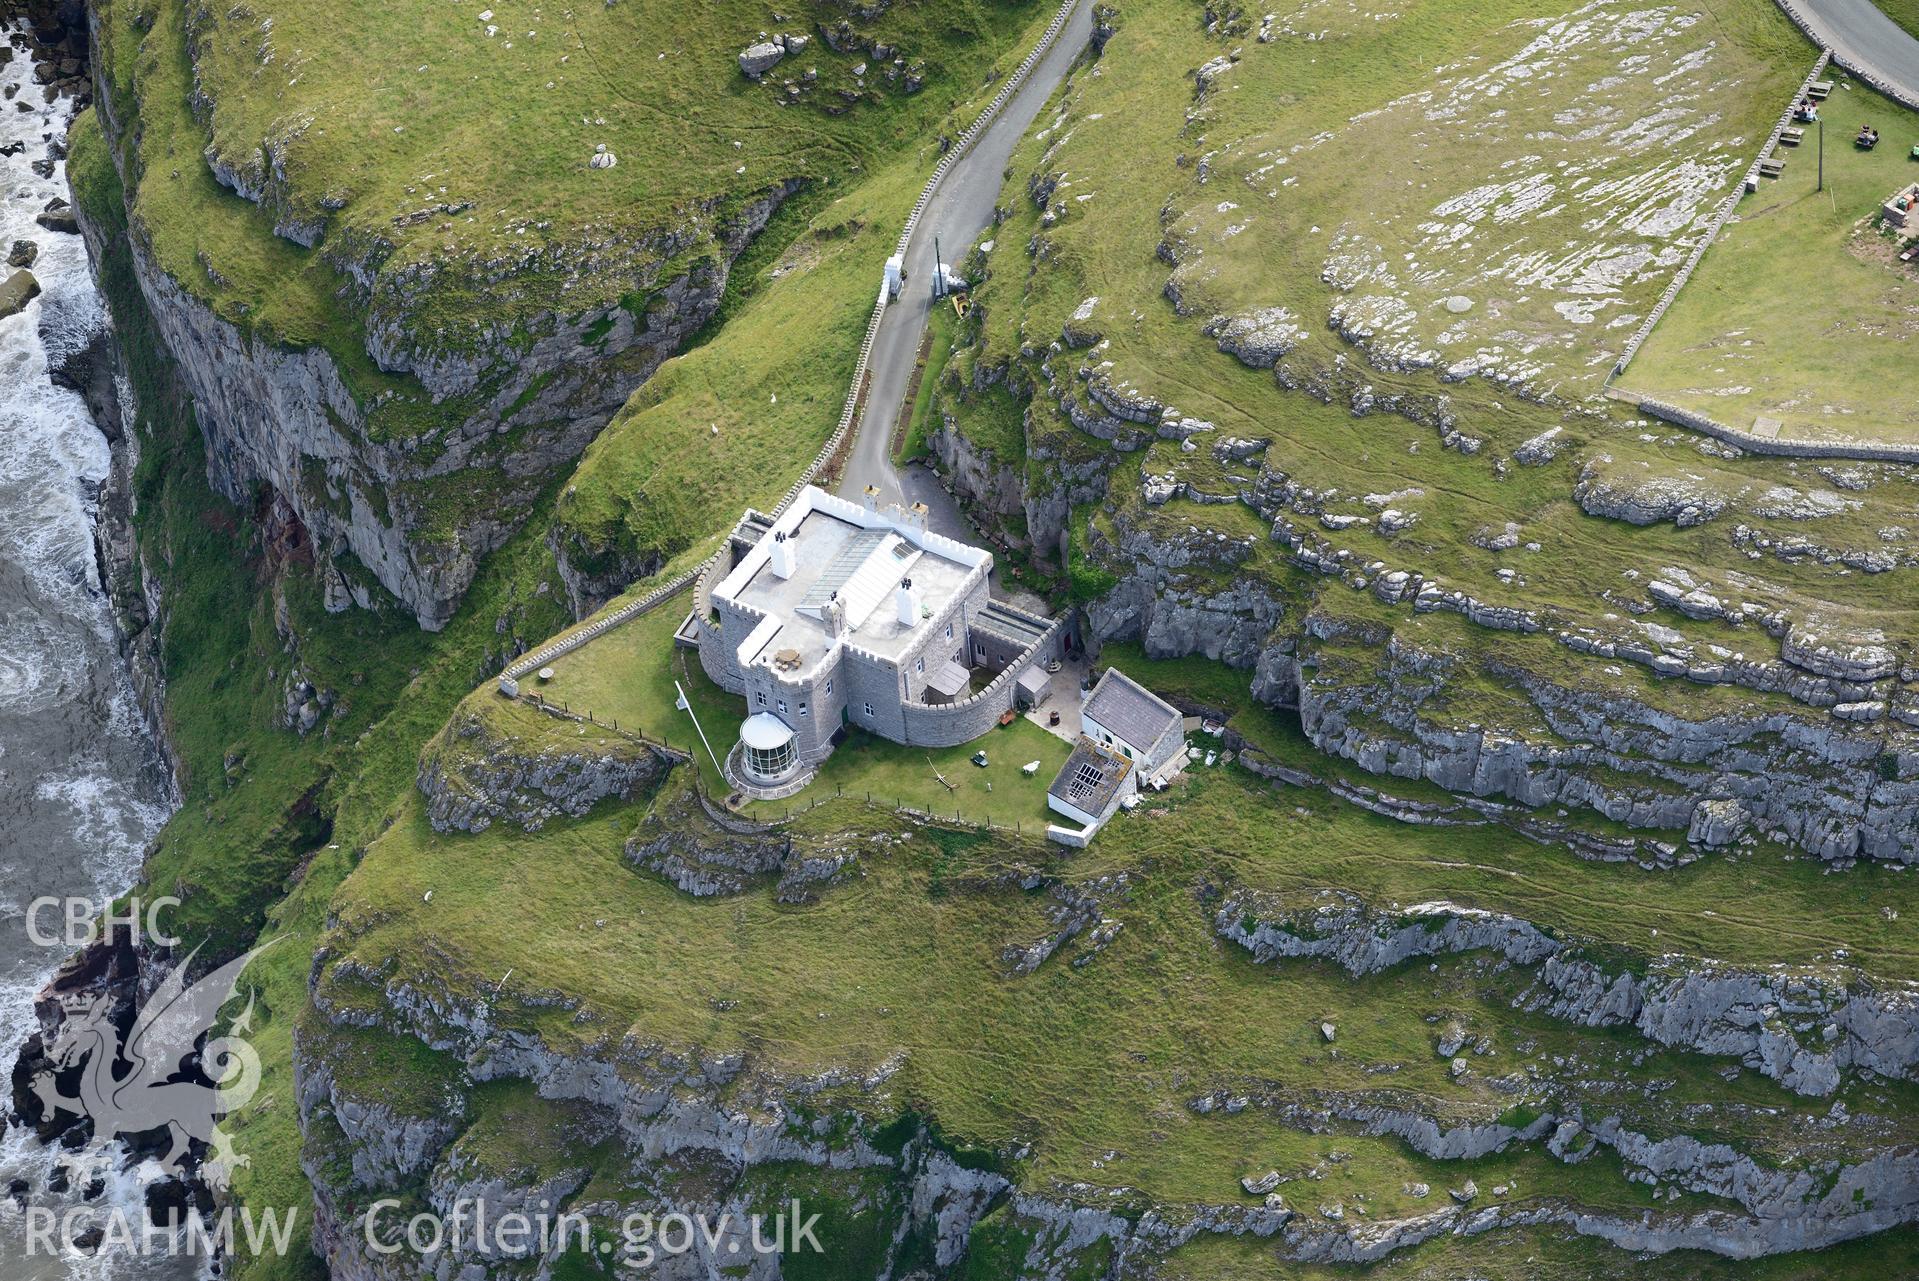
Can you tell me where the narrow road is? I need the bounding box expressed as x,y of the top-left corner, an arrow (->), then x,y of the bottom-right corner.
1789,0 -> 1919,104
836,0 -> 1093,549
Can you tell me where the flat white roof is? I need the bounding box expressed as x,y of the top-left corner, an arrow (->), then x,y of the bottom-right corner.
716,487 -> 990,676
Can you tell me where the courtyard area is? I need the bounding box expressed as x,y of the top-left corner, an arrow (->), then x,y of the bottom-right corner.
529,600 -> 1073,828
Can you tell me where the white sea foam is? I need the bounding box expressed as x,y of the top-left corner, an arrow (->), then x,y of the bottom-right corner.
0,25 -> 184,1281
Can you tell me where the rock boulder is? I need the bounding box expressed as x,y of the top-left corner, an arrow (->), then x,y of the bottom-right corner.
0,269 -> 40,321
738,41 -> 785,79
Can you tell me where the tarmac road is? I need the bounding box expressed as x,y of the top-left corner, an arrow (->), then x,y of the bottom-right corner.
1789,0 -> 1919,108
835,0 -> 1094,553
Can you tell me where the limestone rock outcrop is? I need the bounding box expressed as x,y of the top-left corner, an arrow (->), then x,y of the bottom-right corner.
623,775 -> 793,896
1215,887 -> 1919,1098
416,704 -> 672,833
80,88 -> 799,628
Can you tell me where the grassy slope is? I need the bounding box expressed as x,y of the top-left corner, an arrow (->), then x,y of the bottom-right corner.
959,0 -> 1919,676
1162,0 -> 1801,401
324,741 -> 1919,1241
80,0 -> 1919,1272
182,0 -> 1041,329
71,3 -> 1066,1274
547,0 -> 1071,585
89,0 -> 1047,437
1628,72 -> 1919,442
320,569 -> 1919,1268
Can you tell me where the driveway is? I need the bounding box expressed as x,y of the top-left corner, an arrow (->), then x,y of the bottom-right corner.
1789,0 -> 1919,104
836,0 -> 1094,548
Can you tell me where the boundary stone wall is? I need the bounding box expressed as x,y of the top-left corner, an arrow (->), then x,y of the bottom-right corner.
1637,397 -> 1919,463
1611,51 -> 1831,376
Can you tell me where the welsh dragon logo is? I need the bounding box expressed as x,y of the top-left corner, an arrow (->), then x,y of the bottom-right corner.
28,942 -> 274,1190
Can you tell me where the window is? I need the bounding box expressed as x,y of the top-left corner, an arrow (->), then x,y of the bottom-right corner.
975,643 -> 985,660
777,699 -> 787,715
798,702 -> 808,717
825,679 -> 833,695
864,702 -> 874,717
916,657 -> 925,674
745,738 -> 796,780
945,622 -> 954,640
756,690 -> 766,707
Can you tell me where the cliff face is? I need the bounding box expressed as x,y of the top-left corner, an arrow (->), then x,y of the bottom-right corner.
415,703 -> 677,834
1291,616 -> 1919,865
295,893 -> 1919,1278
1052,491 -> 1919,865
84,72 -> 796,629
293,956 -> 1016,1281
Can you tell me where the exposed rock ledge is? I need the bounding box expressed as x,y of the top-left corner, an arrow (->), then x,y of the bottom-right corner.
296,954 -> 1919,1278
415,703 -> 673,833
1216,888 -> 1919,1099
1186,1084 -> 1919,1262
1293,617 -> 1919,865
84,81 -> 798,627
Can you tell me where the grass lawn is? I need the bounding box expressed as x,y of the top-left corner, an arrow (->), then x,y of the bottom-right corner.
529,601 -> 740,793
527,592 -> 1071,826
1628,73 -> 1919,444
787,716 -> 1070,829
896,302 -> 957,464
1876,0 -> 1919,40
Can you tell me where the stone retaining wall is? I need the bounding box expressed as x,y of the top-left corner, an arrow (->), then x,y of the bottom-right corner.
1637,397 -> 1919,463
1611,51 -> 1831,376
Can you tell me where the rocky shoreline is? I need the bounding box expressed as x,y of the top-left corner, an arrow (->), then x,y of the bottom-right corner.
0,11 -> 202,1257
1,0 -> 90,105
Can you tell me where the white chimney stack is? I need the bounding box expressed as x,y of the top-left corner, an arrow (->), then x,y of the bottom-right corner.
770,530 -> 795,579
895,577 -> 921,626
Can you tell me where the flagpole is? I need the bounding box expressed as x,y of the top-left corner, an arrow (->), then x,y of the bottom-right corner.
675,681 -> 726,779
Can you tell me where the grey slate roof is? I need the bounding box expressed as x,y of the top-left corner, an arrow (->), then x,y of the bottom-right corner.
926,657 -> 971,698
1082,668 -> 1181,753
